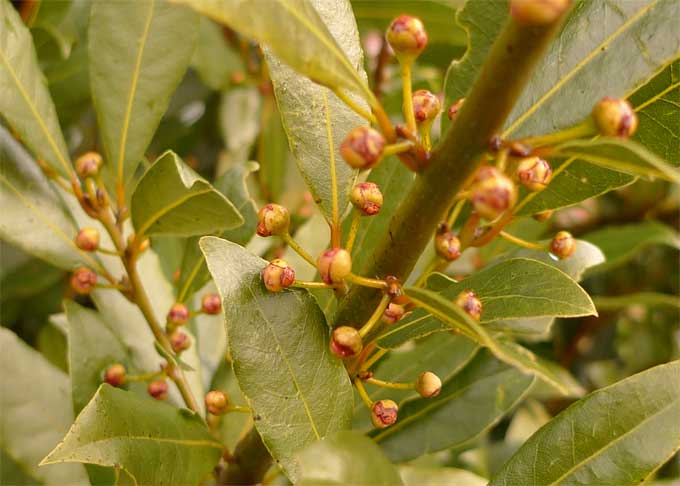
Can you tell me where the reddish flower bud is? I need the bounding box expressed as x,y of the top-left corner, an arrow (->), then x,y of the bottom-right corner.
205,390 -> 229,416
412,90 -> 440,124
434,229 -> 462,261
447,98 -> 465,120
148,380 -> 168,400
516,156 -> 552,192
75,151 -> 103,178
262,259 -> 295,292
470,167 -> 517,220
532,209 -> 554,222
201,293 -> 221,315
256,203 -> 290,237
415,371 -> 442,398
510,0 -> 570,26
382,303 -> 406,325
592,97 -> 638,138
455,290 -> 482,321
170,331 -> 191,353
340,127 -> 386,170
75,227 -> 100,252
70,267 -> 97,294
167,303 -> 190,325
385,275 -> 403,300
317,248 -> 352,284
386,15 -> 428,59
330,326 -> 363,358
550,231 -> 576,259
371,399 -> 398,429
104,363 -> 126,387
350,182 -> 383,216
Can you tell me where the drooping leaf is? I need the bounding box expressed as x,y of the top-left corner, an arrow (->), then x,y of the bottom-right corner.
0,0 -> 72,178
490,360 -> 680,486
130,150 -> 243,237
89,0 -> 199,194
200,236 -> 353,480
0,328 -> 89,485
41,385 -> 223,485
297,431 -> 403,486
399,466 -> 487,486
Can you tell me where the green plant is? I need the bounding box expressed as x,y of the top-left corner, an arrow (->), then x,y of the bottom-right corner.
1,0 -> 679,484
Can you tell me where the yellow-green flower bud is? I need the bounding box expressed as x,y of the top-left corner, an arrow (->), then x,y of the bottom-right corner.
317,248 -> 352,284
330,326 -> 363,358
262,259 -> 295,292
371,399 -> 398,429
455,290 -> 482,321
75,151 -> 103,179
415,371 -> 442,398
350,182 -> 383,216
205,390 -> 229,416
550,231 -> 576,259
592,97 -> 638,138
470,167 -> 517,220
412,90 -> 440,124
256,204 -> 290,237
386,15 -> 428,60
434,226 -> 462,261
75,227 -> 100,252
340,127 -> 386,170
516,156 -> 552,192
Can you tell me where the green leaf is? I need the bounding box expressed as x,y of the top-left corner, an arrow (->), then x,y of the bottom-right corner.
593,292 -> 680,311
89,0 -> 199,194
200,236 -> 353,481
399,466 -> 487,486
490,360 -> 680,486
0,0 -> 72,178
131,150 -> 243,237
0,328 -> 89,485
297,431 -> 403,486
371,350 -> 534,462
41,385 -> 223,485
191,16 -> 243,90
220,87 -> 261,153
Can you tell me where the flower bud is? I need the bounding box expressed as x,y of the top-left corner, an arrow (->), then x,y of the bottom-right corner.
371,399 -> 398,429
330,326 -> 362,358
148,380 -> 168,400
434,228 -> 462,261
350,182 -> 383,216
256,203 -> 290,237
340,127 -> 386,170
592,97 -> 638,138
550,231 -> 576,259
470,168 -> 517,220
385,275 -> 404,300
455,290 -> 482,321
382,303 -> 405,325
510,0 -> 570,26
167,303 -> 189,325
70,267 -> 97,294
532,209 -> 554,222
412,90 -> 440,124
201,293 -> 221,315
75,227 -> 100,252
317,248 -> 352,284
205,390 -> 229,416
447,98 -> 465,120
386,15 -> 428,59
516,156 -> 552,192
262,259 -> 295,292
170,331 -> 191,353
75,151 -> 103,178
104,363 -> 126,387
415,371 -> 442,398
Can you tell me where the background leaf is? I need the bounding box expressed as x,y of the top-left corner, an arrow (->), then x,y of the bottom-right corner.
399,466 -> 487,486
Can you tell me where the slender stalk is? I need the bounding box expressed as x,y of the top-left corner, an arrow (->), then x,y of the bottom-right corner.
360,348 -> 388,371
365,377 -> 414,390
345,211 -> 361,253
414,259 -> 440,288
281,233 -> 317,267
227,406 -> 252,414
358,294 -> 390,339
333,88 -> 378,124
97,247 -> 122,256
470,210 -> 514,247
383,141 -> 414,158
323,92 -> 342,247
354,378 -> 374,409
292,280 -> 336,290
447,199 -> 467,228
499,231 -> 546,250
346,273 -> 387,289
518,119 -> 596,147
126,370 -> 164,383
400,61 -> 417,133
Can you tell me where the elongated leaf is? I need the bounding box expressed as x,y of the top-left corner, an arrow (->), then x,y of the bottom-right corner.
0,0 -> 72,178
200,236 -> 353,480
131,150 -> 243,237
0,328 -> 89,485
371,351 -> 534,462
90,0 -> 199,193
42,385 -> 222,485
297,431 -> 403,486
399,466 -> 487,486
490,360 -> 680,485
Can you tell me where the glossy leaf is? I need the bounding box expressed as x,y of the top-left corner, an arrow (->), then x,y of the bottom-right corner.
506,239 -> 605,282
297,431 -> 403,486
89,0 -> 199,193
399,466 -> 487,486
131,150 -> 243,237
490,360 -> 680,485
200,236 -> 353,480
42,385 -> 223,485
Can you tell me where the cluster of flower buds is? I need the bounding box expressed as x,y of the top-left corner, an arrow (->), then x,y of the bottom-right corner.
340,127 -> 386,170
70,267 -> 97,295
386,15 -> 428,61
592,97 -> 638,138
456,290 -> 483,321
75,228 -> 100,252
516,156 -> 552,192
382,303 -> 406,325
205,390 -> 229,416
148,380 -> 168,400
350,182 -> 383,216
317,248 -> 352,284
470,167 -> 518,220
256,204 -> 290,237
262,259 -> 295,292
415,371 -> 442,398
447,98 -> 465,121
371,399 -> 399,429
167,303 -> 190,326
75,152 -> 103,179
104,363 -> 126,387
201,293 -> 221,314
510,0 -> 570,26
434,223 -> 462,261
170,330 -> 191,354
550,231 -> 576,259
330,326 -> 363,358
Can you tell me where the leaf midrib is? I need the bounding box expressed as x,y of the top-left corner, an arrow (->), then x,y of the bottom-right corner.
136,186 -> 212,236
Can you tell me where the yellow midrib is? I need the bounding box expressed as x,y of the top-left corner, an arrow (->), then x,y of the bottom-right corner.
136,186 -> 212,237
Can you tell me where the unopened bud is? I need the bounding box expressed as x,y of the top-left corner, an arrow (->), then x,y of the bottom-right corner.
415,371 -> 442,398
170,331 -> 191,353
510,0 -> 570,26
201,293 -> 221,314
470,168 -> 517,220
447,98 -> 465,120
75,151 -> 103,178
340,127 -> 386,170
371,399 -> 398,429
455,290 -> 482,321
70,267 -> 97,294
317,248 -> 352,284
386,15 -> 428,60
167,303 -> 190,325
532,209 -> 554,222
434,227 -> 462,261
550,231 -> 576,259
516,157 -> 552,192
330,326 -> 362,358
382,303 -> 405,325
104,363 -> 126,387
412,90 -> 440,124
262,259 -> 295,292
148,380 -> 168,400
256,203 -> 290,237
592,97 -> 638,138
75,227 -> 100,252
350,182 -> 383,216
205,390 -> 229,416
385,275 -> 403,300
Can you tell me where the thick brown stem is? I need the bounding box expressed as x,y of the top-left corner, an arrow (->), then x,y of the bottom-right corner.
220,427 -> 273,485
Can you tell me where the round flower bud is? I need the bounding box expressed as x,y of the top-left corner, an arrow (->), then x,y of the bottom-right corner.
205,390 -> 229,416
350,182 -> 383,216
317,248 -> 352,284
470,168 -> 517,220
167,303 -> 190,325
415,371 -> 442,398
510,0 -> 570,26
201,293 -> 221,315
104,363 -> 126,387
75,227 -> 100,252
592,97 -> 638,138
148,380 -> 168,400
75,151 -> 103,178
386,15 -> 428,59
371,399 -> 398,429
340,127 -> 386,170
256,203 -> 290,237
516,156 -> 552,192
330,326 -> 363,358
170,331 -> 191,353
550,231 -> 576,259
382,303 -> 405,325
70,267 -> 97,294
262,259 -> 295,292
455,290 -> 483,321
447,98 -> 465,120
434,230 -> 462,261
412,90 -> 440,124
